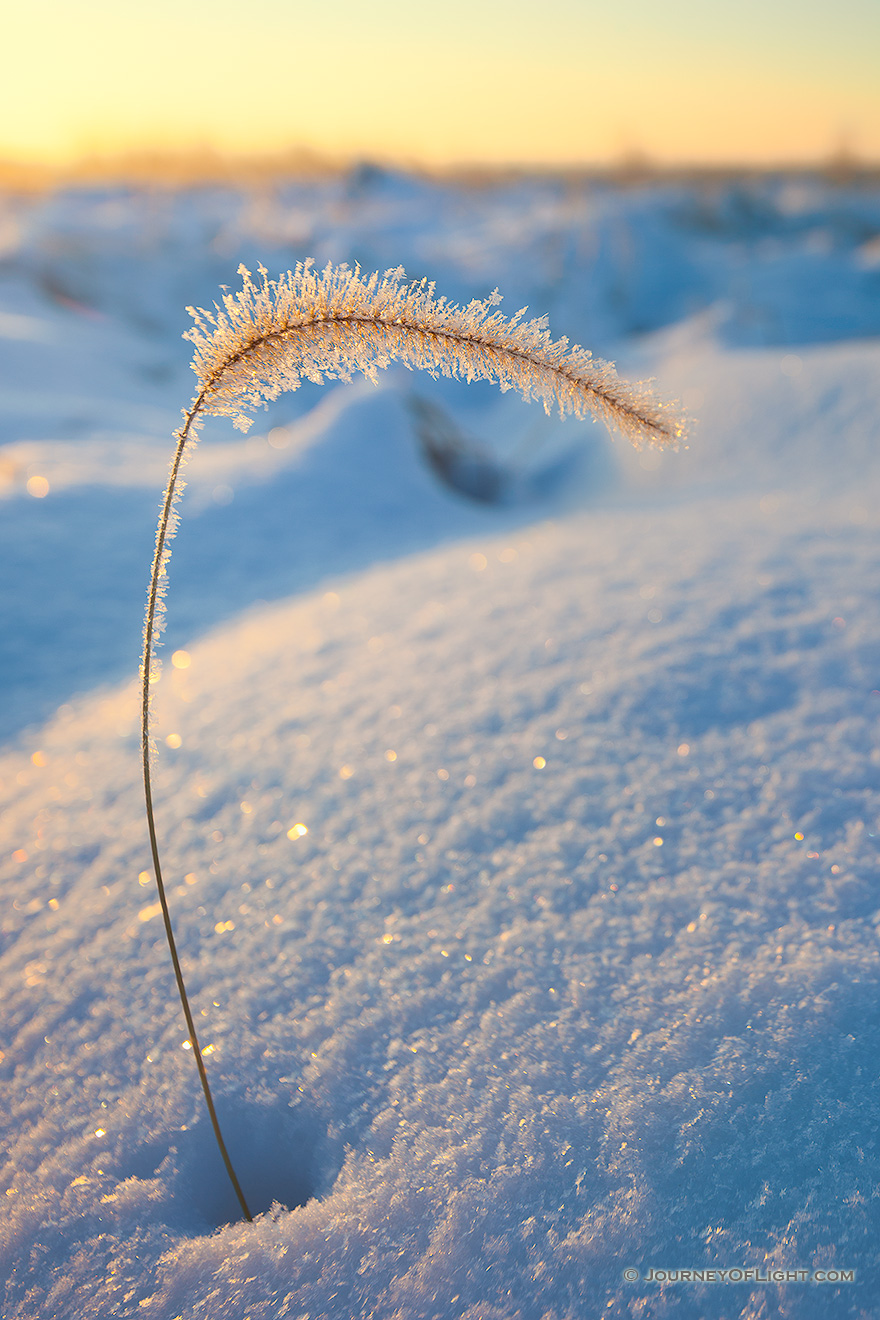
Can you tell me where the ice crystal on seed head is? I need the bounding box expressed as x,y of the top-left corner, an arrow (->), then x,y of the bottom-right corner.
184,262 -> 687,448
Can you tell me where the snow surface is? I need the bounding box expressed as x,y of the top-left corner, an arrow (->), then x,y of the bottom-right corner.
1,171 -> 879,1318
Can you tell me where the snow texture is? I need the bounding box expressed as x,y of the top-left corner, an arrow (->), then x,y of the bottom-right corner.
1,170 -> 879,1319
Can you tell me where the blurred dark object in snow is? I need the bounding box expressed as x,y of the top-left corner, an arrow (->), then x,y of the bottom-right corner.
407,393 -> 583,506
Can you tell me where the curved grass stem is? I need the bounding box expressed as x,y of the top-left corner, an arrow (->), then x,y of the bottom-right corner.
141,398 -> 253,1225
140,262 -> 685,1226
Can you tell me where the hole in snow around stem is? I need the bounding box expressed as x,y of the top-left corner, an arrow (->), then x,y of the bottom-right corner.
131,1098 -> 340,1229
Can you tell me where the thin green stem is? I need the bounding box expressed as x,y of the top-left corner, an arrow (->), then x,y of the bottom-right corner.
141,395 -> 252,1224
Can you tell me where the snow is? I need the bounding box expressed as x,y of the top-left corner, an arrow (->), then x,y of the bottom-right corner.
1,170 -> 879,1318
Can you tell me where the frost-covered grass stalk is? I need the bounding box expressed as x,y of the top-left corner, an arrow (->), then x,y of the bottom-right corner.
141,261 -> 686,1223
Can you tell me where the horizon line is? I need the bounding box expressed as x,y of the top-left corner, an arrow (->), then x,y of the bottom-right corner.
1,143 -> 879,192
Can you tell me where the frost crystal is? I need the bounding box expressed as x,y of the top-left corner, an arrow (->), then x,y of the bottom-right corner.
184,262 -> 687,447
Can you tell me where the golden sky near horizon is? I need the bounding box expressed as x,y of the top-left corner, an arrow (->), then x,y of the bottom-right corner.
3,0 -> 879,166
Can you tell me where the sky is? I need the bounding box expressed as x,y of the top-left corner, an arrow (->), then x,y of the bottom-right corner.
2,0 -> 879,168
